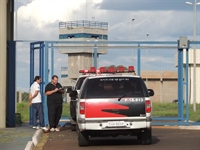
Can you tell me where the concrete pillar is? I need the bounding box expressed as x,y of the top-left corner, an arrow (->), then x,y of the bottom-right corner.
0,0 -> 7,128
19,91 -> 22,103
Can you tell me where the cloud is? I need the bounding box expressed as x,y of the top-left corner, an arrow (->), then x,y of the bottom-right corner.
99,0 -> 200,11
18,0 -> 86,23
17,0 -> 105,24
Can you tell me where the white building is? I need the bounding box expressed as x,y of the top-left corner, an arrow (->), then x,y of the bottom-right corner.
175,49 -> 200,104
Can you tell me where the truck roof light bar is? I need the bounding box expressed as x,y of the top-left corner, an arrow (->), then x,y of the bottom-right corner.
107,67 -> 116,73
117,66 -> 125,73
79,66 -> 135,75
90,67 -> 96,73
99,67 -> 107,73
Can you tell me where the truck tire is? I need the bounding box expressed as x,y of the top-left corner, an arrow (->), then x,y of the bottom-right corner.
70,124 -> 76,131
138,128 -> 152,145
76,124 -> 79,134
78,131 -> 89,146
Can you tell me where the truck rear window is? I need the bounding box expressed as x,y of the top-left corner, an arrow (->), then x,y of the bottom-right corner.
82,77 -> 147,98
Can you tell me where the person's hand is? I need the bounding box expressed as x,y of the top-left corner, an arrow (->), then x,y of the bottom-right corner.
54,88 -> 59,92
29,101 -> 32,106
29,94 -> 32,101
29,97 -> 32,101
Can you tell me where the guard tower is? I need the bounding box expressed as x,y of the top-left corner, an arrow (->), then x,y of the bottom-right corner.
58,20 -> 108,87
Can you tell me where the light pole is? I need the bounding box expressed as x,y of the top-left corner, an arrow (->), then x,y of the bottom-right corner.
131,18 -> 135,67
186,0 -> 200,111
131,18 -> 135,40
146,33 -> 149,87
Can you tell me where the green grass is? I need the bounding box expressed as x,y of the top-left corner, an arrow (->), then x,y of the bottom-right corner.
188,104 -> 200,122
17,102 -> 200,122
152,102 -> 200,122
152,102 -> 178,117
62,102 -> 70,117
17,102 -> 30,122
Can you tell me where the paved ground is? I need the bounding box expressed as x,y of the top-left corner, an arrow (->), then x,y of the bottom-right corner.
36,126 -> 200,150
0,123 -> 36,150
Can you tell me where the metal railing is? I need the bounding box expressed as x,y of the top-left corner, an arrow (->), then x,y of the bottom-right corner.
59,20 -> 108,29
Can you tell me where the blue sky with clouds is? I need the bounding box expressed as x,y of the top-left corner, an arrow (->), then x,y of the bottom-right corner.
15,0 -> 200,91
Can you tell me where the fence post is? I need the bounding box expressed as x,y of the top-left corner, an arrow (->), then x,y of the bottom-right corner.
178,37 -> 188,123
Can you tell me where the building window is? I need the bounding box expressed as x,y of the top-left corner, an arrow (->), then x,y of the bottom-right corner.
61,74 -> 68,78
59,33 -> 108,40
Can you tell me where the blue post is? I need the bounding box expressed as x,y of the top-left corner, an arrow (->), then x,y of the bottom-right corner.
178,48 -> 184,122
51,46 -> 54,76
6,41 -> 16,127
94,44 -> 97,68
40,42 -> 45,105
44,42 -> 49,126
39,42 -> 44,92
30,43 -> 34,125
186,47 -> 189,124
137,44 -> 141,76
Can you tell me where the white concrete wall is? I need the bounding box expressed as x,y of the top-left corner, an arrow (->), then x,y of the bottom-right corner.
189,65 -> 200,104
68,53 -> 94,79
175,49 -> 200,66
0,0 -> 7,128
61,69 -> 76,87
141,71 -> 178,103
175,49 -> 200,104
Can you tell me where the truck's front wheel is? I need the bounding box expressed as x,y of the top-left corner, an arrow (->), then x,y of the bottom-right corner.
78,131 -> 89,146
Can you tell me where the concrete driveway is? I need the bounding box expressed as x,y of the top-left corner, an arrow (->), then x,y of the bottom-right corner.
36,126 -> 200,150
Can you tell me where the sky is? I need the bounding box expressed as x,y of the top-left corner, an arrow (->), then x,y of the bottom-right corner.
15,0 -> 200,91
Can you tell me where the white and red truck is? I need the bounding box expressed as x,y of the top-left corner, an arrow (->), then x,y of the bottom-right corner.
69,66 -> 154,146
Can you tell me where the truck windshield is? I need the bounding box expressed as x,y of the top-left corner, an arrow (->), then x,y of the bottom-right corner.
84,77 -> 145,98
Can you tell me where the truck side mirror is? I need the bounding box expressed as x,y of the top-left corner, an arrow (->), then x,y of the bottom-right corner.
66,87 -> 72,93
148,89 -> 154,97
69,90 -> 78,98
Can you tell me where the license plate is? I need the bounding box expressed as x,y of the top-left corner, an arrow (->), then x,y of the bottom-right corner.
108,121 -> 125,127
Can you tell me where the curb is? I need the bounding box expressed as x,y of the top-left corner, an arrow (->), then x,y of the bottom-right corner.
24,129 -> 43,150
179,126 -> 200,130
153,125 -> 200,130
24,141 -> 34,150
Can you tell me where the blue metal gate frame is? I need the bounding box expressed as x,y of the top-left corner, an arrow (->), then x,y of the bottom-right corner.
6,40 -> 16,127
30,41 -> 54,126
30,38 -> 200,126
